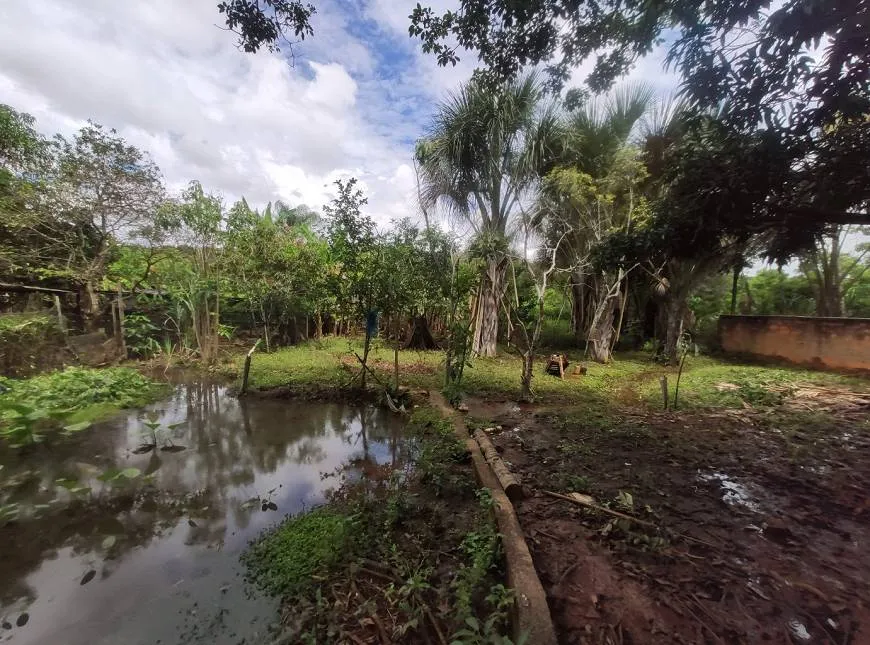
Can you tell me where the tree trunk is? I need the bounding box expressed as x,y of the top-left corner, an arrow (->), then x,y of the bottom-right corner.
587,275 -> 621,363
393,315 -> 400,392
663,296 -> 688,365
730,266 -> 740,314
361,327 -> 372,389
570,274 -> 585,343
587,295 -> 618,363
520,351 -> 534,402
79,281 -> 102,332
472,257 -> 505,357
405,315 -> 438,349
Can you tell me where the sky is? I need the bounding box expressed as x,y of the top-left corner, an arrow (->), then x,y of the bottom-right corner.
0,0 -> 678,230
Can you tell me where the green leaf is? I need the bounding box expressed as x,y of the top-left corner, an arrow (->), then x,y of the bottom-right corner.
118,467 -> 141,479
102,535 -> 116,549
97,469 -> 119,482
63,421 -> 91,434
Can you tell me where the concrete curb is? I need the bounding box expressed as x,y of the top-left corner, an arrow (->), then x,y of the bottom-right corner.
431,393 -> 558,645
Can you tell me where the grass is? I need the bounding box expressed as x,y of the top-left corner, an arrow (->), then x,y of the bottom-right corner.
637,355 -> 867,409
243,506 -> 350,596
229,336 -> 656,403
228,336 -> 868,410
241,406 -> 514,643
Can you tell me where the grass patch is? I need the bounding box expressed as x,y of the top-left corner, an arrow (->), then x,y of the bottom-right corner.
228,337 -> 868,413
243,506 -> 350,596
639,356 -> 867,409
230,337 -> 657,404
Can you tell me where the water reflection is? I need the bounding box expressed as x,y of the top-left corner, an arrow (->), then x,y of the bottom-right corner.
0,380 -> 407,645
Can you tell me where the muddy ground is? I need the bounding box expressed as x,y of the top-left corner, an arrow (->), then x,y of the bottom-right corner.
472,394 -> 870,644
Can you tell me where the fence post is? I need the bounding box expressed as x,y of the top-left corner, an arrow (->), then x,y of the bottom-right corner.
240,339 -> 262,395
53,295 -> 66,336
659,376 -> 669,410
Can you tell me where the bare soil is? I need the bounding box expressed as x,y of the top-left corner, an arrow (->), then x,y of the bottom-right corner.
479,398 -> 870,644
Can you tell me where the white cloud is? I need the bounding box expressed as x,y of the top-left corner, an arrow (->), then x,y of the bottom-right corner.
0,0 -> 679,231
0,0 -> 460,226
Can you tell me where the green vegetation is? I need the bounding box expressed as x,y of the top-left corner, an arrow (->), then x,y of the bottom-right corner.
0,367 -> 165,445
234,338 -> 868,413
242,407 -> 516,644
243,506 -> 350,596
638,358 -> 865,410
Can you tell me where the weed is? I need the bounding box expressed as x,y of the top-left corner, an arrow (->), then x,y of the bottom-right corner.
452,489 -> 502,622
123,313 -> 161,358
563,474 -> 590,492
409,408 -> 471,496
0,367 -> 165,426
243,506 -> 350,596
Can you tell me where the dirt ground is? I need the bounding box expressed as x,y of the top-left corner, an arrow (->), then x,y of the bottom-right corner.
473,391 -> 870,644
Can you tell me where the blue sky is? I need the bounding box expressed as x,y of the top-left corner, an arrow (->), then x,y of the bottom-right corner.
0,0 -> 678,229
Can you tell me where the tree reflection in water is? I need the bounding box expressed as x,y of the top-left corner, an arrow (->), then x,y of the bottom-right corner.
0,378 -> 408,645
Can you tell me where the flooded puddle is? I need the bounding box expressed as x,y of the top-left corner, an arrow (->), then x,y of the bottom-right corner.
697,471 -> 763,513
0,378 -> 407,645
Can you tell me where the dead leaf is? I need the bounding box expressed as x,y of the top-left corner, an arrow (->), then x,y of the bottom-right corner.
569,492 -> 596,505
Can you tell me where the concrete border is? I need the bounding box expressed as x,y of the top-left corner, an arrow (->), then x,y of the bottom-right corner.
431,393 -> 558,645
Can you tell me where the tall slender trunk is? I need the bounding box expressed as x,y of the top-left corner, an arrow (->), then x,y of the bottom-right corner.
361,330 -> 372,389
570,273 -> 585,343
663,295 -> 688,365
472,257 -> 505,357
393,314 -> 400,392
520,351 -> 534,402
80,281 -> 102,333
730,266 -> 740,314
587,273 -> 622,363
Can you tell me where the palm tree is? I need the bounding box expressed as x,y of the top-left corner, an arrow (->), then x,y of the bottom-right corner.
540,83 -> 655,361
416,74 -> 562,356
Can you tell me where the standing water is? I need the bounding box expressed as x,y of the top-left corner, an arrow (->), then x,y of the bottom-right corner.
0,376 -> 407,645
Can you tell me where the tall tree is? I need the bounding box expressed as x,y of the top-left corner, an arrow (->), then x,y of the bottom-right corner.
416,75 -> 561,356
0,105 -> 53,283
50,123 -> 164,330
411,0 -> 870,245
541,84 -> 654,357
801,226 -> 870,316
158,182 -> 224,362
324,178 -> 381,385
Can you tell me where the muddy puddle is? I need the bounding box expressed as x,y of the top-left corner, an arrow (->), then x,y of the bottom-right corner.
0,377 -> 407,645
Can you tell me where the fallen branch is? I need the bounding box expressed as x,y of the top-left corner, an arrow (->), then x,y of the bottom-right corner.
543,490 -> 719,549
424,607 -> 448,645
543,490 -> 658,528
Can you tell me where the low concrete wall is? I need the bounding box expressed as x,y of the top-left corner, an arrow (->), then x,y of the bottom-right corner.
718,315 -> 870,371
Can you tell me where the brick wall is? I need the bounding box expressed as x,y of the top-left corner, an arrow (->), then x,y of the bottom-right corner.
718,315 -> 870,371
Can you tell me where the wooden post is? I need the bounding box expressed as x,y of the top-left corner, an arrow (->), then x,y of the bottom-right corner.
53,295 -> 66,335
116,288 -> 127,358
558,354 -> 565,380
110,299 -> 118,340
240,339 -> 262,395
660,376 -> 669,410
